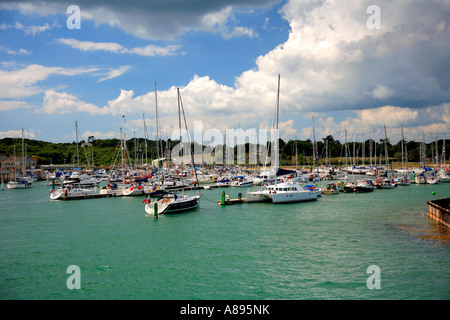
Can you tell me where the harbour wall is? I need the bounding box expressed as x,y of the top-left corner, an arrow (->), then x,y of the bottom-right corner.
427,198 -> 450,228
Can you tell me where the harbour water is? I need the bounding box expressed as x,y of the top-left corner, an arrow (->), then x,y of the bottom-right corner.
0,179 -> 449,300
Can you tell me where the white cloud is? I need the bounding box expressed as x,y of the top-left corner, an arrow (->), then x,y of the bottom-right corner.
38,90 -> 108,115
1,21 -> 56,36
0,129 -> 36,139
0,64 -> 99,99
0,100 -> 34,111
57,38 -> 124,53
81,130 -> 119,140
57,38 -> 181,56
370,85 -> 394,100
0,45 -> 31,55
1,0 -> 272,40
2,0 -> 449,144
123,44 -> 181,57
97,66 -> 132,82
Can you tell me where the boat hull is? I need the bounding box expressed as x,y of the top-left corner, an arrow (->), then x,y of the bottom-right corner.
271,191 -> 317,203
246,191 -> 271,203
7,180 -> 32,189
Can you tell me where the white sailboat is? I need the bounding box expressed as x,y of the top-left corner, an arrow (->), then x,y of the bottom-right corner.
246,74 -> 308,204
144,87 -> 202,216
247,74 -> 282,202
399,125 -> 411,185
7,129 -> 32,189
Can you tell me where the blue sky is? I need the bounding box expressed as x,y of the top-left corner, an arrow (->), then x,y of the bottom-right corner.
0,0 -> 449,146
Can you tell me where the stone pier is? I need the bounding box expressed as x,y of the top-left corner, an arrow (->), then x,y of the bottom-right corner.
427,198 -> 450,228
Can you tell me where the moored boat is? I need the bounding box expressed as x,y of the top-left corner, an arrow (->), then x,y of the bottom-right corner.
322,183 -> 340,195
50,185 -> 97,200
144,192 -> 201,216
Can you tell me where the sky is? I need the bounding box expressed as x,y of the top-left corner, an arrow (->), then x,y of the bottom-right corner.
0,0 -> 449,147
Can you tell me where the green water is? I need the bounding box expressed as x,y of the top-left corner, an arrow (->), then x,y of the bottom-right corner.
0,180 -> 449,300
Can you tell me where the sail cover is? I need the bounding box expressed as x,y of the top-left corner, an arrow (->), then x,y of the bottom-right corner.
276,168 -> 296,176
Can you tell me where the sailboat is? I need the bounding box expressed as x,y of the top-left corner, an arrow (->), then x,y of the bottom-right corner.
144,87 -> 202,216
7,129 -> 32,189
438,133 -> 450,182
399,125 -> 411,185
246,74 -> 312,204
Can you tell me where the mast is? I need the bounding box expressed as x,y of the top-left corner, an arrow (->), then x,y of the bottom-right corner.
443,133 -> 446,170
344,129 -> 349,183
401,125 -> 405,170
13,144 -> 17,179
275,73 -> 280,170
383,124 -> 390,178
143,113 -> 148,167
312,116 -> 316,174
21,128 -> 25,177
177,87 -> 184,167
75,121 -> 80,168
362,129 -> 365,167
120,127 -> 125,182
154,81 -> 160,166
178,89 -> 198,185
436,135 -> 439,169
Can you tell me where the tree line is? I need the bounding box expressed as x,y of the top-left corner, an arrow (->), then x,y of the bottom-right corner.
0,135 -> 448,167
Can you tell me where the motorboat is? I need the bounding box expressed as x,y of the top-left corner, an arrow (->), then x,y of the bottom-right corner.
50,185 -> 97,200
322,183 -> 340,195
343,180 -> 374,193
122,184 -> 145,196
303,184 -> 322,197
63,171 -> 99,187
144,192 -> 201,216
231,176 -> 254,187
266,182 -> 317,204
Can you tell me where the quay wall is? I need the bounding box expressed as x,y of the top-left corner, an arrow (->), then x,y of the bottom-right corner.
427,198 -> 450,228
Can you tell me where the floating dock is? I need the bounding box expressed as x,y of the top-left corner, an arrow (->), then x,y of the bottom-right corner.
56,190 -> 125,200
217,198 -> 247,206
427,197 -> 450,228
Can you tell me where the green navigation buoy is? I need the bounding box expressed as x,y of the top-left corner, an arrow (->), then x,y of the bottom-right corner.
154,202 -> 158,219
222,191 -> 226,205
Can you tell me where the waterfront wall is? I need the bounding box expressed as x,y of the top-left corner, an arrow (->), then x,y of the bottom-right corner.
427,198 -> 450,228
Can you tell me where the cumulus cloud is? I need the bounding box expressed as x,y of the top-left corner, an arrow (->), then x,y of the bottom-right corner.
0,64 -> 99,99
0,64 -> 134,100
0,0 -> 277,40
0,100 -> 34,111
2,0 -> 449,143
38,90 -> 107,114
0,129 -> 36,139
81,130 -> 118,140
